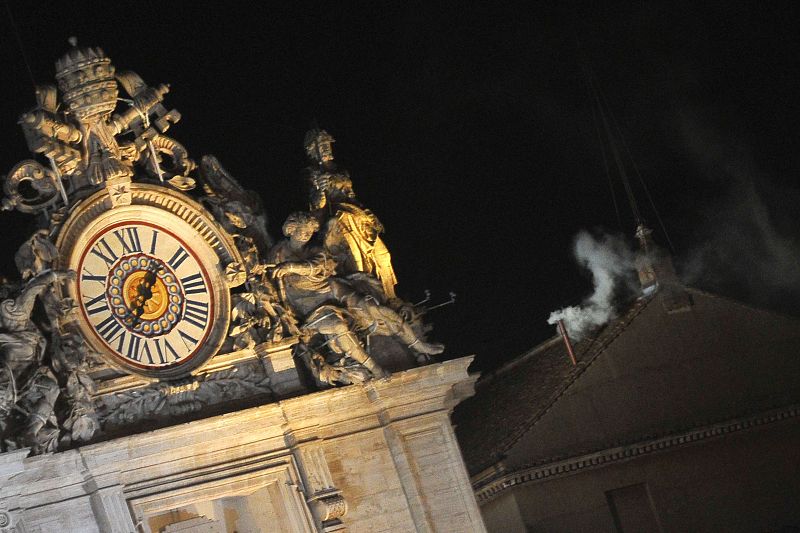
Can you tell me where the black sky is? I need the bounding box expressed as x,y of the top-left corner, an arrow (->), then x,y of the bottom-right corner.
2,2 -> 800,371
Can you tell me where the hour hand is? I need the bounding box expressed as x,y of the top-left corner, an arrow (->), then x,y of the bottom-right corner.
129,262 -> 160,325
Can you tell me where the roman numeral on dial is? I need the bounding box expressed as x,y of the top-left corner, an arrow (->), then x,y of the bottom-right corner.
154,338 -> 181,363
180,272 -> 206,295
117,335 -> 182,364
179,329 -> 198,350
126,334 -> 142,361
113,227 -> 143,254
81,268 -> 105,285
96,315 -> 123,341
90,237 -> 119,268
84,293 -> 109,315
168,247 -> 190,270
183,299 -> 208,329
149,229 -> 159,255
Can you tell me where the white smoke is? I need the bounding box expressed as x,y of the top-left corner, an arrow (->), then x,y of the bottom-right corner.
675,111 -> 800,308
547,230 -> 637,341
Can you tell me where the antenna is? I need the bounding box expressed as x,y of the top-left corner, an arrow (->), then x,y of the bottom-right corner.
575,38 -> 675,253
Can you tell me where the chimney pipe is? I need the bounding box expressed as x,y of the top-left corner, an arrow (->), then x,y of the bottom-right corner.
557,319 -> 577,366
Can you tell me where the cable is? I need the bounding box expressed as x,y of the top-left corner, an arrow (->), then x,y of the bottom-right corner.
3,1 -> 36,89
612,117 -> 678,254
589,90 -> 623,230
591,74 -> 643,226
573,27 -> 677,252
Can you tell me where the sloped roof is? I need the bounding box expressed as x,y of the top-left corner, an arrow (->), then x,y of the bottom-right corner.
454,296 -> 651,475
454,288 -> 800,476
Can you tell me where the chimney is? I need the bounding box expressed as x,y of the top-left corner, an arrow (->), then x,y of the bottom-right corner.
557,319 -> 578,366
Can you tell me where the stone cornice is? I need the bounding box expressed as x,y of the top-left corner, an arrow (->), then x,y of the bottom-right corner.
2,357 -> 477,501
473,403 -> 800,505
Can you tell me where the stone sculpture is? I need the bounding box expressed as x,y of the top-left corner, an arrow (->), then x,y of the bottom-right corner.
268,212 -> 443,382
0,270 -> 73,453
304,129 -> 398,300
5,42 -> 190,214
0,42 -> 449,455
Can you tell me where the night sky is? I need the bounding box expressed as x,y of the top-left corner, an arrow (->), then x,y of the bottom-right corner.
1,3 -> 799,371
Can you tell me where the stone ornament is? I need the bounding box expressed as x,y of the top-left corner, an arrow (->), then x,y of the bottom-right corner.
267,211 -> 443,382
0,270 -> 73,453
0,44 -> 254,450
2,160 -> 61,214
98,360 -> 272,431
8,43 -> 189,215
55,184 -> 241,379
0,42 -> 447,454
304,129 -> 398,299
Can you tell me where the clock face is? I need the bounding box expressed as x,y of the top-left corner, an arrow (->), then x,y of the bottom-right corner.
76,220 -> 216,374
57,185 -> 239,379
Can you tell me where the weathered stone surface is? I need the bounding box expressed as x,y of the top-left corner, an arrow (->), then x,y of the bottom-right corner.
1,358 -> 485,532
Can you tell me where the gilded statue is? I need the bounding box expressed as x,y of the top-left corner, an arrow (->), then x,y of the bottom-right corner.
304,129 -> 398,300
268,212 -> 443,381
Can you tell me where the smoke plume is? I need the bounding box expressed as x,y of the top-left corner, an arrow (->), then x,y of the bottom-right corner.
676,111 -> 800,312
547,230 -> 637,341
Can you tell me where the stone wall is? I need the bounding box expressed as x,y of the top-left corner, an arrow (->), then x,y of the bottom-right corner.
0,358 -> 485,533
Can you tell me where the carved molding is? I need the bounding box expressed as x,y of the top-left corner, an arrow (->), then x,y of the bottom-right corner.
308,492 -> 347,523
474,403 -> 800,504
290,440 -> 349,529
98,360 -> 272,430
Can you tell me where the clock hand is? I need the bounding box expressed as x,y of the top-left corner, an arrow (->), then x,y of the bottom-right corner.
128,261 -> 162,327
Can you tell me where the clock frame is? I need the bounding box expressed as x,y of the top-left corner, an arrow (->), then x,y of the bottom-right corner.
56,183 -> 242,379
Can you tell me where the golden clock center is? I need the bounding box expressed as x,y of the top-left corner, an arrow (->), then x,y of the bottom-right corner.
122,269 -> 170,320
106,253 -> 185,336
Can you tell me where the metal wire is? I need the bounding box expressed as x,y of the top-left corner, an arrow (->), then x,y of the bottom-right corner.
3,1 -> 36,89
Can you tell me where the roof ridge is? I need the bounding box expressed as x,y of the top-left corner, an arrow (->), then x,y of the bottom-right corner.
481,295 -> 654,469
685,286 -> 800,323
474,402 -> 800,503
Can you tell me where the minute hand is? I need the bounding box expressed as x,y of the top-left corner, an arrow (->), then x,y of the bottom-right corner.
129,263 -> 161,325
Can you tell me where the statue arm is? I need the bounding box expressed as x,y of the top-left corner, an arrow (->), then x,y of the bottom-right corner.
271,252 -> 337,280
10,271 -> 74,318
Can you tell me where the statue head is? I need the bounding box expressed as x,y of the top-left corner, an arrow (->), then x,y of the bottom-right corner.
282,211 -> 320,242
55,44 -> 118,122
304,129 -> 335,166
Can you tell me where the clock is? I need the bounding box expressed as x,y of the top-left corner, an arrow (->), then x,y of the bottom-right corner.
56,184 -> 241,379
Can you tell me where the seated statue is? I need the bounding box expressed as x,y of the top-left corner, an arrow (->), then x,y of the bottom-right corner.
267,212 -> 443,380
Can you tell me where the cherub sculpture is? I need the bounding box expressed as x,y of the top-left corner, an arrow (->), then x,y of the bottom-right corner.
267,212 -> 443,382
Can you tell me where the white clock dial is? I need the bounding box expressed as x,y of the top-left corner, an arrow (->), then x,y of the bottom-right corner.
76,220 -> 215,373
57,185 -> 240,379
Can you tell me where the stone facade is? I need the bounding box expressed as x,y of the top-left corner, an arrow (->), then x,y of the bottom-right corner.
0,44 -> 484,533
0,357 -> 485,532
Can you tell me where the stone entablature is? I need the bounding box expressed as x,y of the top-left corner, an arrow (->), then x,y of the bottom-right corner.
0,357 -> 485,533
